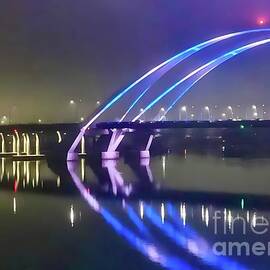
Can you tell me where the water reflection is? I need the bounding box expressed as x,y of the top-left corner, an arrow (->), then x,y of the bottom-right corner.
0,155 -> 270,269
67,157 -> 270,270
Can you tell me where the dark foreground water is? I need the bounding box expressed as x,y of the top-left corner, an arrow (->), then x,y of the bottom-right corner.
1,154 -> 270,269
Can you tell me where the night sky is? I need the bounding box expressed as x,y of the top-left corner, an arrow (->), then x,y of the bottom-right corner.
0,0 -> 270,123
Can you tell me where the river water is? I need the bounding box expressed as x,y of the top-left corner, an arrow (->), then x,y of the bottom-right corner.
0,153 -> 270,269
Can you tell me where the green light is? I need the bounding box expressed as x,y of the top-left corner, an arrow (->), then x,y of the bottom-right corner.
240,125 -> 245,129
241,198 -> 245,209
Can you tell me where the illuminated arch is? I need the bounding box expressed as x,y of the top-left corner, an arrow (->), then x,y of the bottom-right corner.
68,29 -> 270,158
133,39 -> 270,121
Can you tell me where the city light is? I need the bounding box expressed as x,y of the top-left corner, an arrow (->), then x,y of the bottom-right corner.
181,106 -> 187,112
69,100 -> 75,105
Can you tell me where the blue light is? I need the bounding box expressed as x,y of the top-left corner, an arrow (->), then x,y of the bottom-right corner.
126,205 -> 151,237
165,204 -> 249,270
133,38 -> 270,121
69,29 -> 270,153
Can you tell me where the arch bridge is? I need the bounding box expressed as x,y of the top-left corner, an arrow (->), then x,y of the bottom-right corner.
67,29 -> 270,160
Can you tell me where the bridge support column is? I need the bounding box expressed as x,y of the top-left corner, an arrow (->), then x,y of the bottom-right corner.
101,129 -> 124,160
140,134 -> 154,159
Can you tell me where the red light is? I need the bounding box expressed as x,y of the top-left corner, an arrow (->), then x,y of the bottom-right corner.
14,179 -> 18,192
257,18 -> 266,26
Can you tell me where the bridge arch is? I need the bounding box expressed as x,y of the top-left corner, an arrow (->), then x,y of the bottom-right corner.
133,39 -> 270,121
68,29 -> 270,159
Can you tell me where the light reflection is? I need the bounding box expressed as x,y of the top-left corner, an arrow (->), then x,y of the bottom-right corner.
35,161 -> 40,185
1,158 -> 5,181
161,203 -> 165,223
139,201 -> 144,219
247,211 -> 250,223
70,205 -> 75,227
252,213 -> 257,228
57,176 -> 61,187
80,158 -> 85,181
13,197 -> 16,214
180,203 -> 186,226
201,205 -> 205,221
205,208 -> 209,227
162,155 -> 166,179
228,210 -> 232,230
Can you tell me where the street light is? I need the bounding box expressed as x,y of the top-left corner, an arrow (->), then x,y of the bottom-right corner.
69,100 -> 75,105
159,107 -> 166,121
227,106 -> 233,118
204,106 -> 211,121
180,106 -> 187,120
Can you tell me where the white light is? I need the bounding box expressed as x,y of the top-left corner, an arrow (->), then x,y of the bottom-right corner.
96,100 -> 101,106
252,105 -> 257,110
160,107 -> 165,112
38,119 -> 42,123
70,205 -> 75,227
252,213 -> 257,228
228,210 -> 232,229
180,203 -> 186,226
253,112 -> 258,117
70,100 -> 75,105
205,106 -> 209,111
161,203 -> 165,223
139,201 -> 144,219
13,197 -> 16,214
205,208 -> 209,227
80,117 -> 84,122
222,113 -> 226,117
140,108 -> 144,113
181,106 -> 187,112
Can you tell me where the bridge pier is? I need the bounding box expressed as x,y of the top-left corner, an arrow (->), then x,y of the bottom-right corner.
140,134 -> 154,159
101,129 -> 124,160
101,151 -> 120,160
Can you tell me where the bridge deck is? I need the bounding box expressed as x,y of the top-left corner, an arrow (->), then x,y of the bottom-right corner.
95,120 -> 270,130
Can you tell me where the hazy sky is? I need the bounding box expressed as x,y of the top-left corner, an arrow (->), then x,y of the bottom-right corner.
0,0 -> 270,122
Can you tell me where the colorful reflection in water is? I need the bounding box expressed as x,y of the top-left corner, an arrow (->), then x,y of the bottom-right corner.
0,155 -> 270,269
